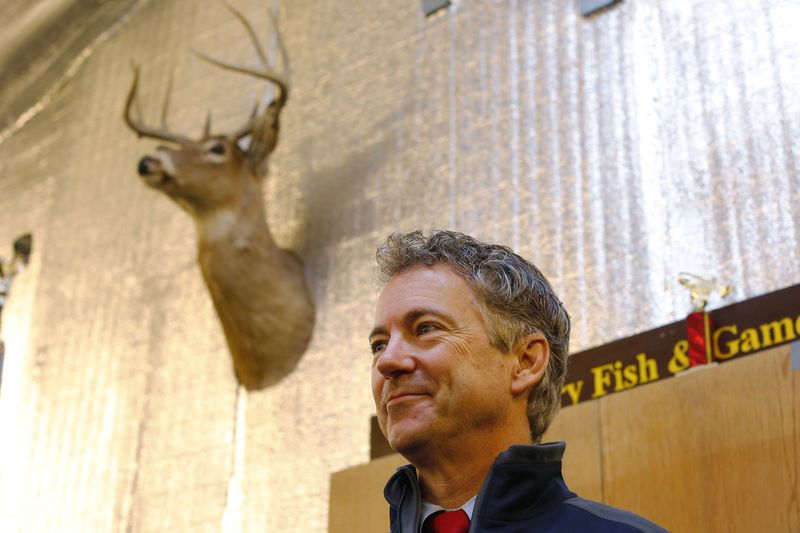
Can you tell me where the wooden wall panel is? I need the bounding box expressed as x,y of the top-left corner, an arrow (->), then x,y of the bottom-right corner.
794,344 -> 800,527
542,397 -> 603,502
600,346 -> 798,533
329,453 -> 406,533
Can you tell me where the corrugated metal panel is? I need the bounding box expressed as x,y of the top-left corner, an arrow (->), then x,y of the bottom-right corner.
0,0 -> 798,531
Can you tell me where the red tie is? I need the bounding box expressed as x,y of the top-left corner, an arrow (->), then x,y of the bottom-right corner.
423,509 -> 470,533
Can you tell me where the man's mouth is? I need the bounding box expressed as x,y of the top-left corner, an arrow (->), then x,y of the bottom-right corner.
386,392 -> 426,407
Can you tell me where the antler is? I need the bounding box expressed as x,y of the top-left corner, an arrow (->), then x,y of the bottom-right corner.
194,3 -> 290,169
124,64 -> 191,144
124,2 -> 289,166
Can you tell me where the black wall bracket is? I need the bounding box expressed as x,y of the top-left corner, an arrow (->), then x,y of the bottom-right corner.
579,0 -> 622,17
422,0 -> 451,18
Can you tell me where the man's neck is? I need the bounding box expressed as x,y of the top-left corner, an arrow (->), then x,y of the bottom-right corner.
416,454 -> 493,509
412,428 -> 533,509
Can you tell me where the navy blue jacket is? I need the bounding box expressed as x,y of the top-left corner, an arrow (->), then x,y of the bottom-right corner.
383,442 -> 668,532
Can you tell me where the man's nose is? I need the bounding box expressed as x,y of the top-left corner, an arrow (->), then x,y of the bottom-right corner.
374,337 -> 416,379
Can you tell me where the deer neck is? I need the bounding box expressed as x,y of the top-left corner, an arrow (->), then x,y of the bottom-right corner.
195,182 -> 275,253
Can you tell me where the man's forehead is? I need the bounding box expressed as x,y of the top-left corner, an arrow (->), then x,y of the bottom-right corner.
374,264 -> 478,321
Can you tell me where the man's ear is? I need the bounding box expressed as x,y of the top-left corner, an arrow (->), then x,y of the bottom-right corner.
510,333 -> 550,396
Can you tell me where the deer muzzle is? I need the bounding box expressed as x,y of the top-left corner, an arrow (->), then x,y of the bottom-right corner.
137,154 -> 177,189
137,155 -> 160,177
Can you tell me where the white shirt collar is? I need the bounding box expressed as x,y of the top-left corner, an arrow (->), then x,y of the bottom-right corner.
419,495 -> 477,532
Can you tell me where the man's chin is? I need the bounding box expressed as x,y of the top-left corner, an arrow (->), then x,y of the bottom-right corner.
387,426 -> 431,457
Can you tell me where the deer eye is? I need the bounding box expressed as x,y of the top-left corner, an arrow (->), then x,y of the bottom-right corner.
209,143 -> 226,155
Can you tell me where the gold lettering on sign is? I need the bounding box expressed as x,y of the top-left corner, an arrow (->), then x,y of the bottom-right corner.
623,363 -> 639,387
590,354 -> 658,398
759,318 -> 796,348
637,352 -> 659,383
739,328 -> 761,353
712,315 -> 800,362
562,380 -> 584,405
668,340 -> 690,374
591,363 -> 614,398
713,324 -> 739,360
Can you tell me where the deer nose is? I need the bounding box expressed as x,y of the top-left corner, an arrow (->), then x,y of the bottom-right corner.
138,156 -> 156,176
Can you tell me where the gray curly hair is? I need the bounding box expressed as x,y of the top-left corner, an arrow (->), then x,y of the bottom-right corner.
375,229 -> 570,442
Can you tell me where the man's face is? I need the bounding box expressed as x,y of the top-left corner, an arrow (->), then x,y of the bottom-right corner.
370,264 -> 516,457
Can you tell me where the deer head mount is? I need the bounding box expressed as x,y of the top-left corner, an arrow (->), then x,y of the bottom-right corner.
124,4 -> 314,390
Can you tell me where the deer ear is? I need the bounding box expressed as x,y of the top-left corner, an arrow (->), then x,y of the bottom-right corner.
510,333 -> 550,397
241,152 -> 263,179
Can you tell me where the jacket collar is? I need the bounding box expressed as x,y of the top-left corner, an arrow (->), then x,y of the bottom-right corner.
384,464 -> 421,532
383,442 -> 574,533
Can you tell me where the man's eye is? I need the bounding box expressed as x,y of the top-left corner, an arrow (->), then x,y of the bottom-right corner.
371,341 -> 387,354
417,323 -> 436,335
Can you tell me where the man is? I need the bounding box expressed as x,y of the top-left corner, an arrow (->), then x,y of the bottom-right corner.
370,230 -> 667,533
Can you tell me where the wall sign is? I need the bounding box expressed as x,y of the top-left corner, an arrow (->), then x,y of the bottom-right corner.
562,283 -> 800,406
